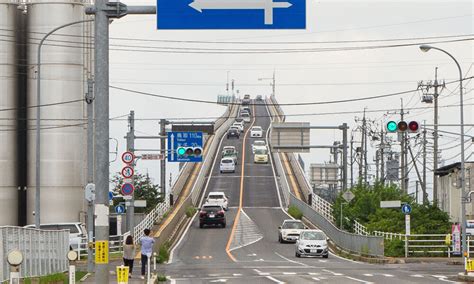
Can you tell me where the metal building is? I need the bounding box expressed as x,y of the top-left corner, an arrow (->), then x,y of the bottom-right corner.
26,0 -> 88,224
0,0 -> 18,225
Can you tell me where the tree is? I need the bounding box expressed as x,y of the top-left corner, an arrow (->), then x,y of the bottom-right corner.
334,182 -> 450,234
110,172 -> 163,214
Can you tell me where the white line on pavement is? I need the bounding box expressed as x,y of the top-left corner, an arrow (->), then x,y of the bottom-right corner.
322,269 -> 344,276
344,276 -> 374,283
283,272 -> 296,275
274,252 -> 309,267
265,276 -> 286,284
432,275 -> 457,283
411,274 -> 424,278
312,277 -> 321,281
253,269 -> 270,276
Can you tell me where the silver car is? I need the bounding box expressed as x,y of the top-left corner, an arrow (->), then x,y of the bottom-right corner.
295,230 -> 329,258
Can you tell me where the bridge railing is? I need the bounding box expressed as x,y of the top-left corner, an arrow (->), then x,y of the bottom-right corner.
290,194 -> 385,257
0,226 -> 69,282
311,194 -> 335,223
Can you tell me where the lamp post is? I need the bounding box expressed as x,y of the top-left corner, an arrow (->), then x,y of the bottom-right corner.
419,44 -> 467,272
258,70 -> 276,98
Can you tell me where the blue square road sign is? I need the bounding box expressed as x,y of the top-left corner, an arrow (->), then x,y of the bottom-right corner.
168,131 -> 204,162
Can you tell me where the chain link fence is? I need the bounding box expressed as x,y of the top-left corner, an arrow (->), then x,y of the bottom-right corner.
0,226 -> 69,282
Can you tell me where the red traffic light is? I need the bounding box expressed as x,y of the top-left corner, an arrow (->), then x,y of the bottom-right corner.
408,121 -> 419,132
398,121 -> 408,132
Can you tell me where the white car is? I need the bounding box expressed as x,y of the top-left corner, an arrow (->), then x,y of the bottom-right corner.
250,126 -> 263,138
232,122 -> 244,132
278,219 -> 306,243
295,230 -> 329,258
220,157 -> 236,173
229,125 -> 241,133
252,140 -> 267,153
241,113 -> 251,123
253,147 -> 268,164
25,222 -> 87,250
205,192 -> 229,211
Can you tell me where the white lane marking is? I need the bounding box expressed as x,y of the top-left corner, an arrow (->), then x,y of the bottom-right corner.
168,122 -> 229,264
210,280 -> 227,283
323,269 -> 344,276
283,272 -> 296,275
208,274 -> 220,277
345,276 -> 373,283
244,265 -> 325,269
253,269 -> 270,276
168,276 -> 176,284
233,274 -> 242,277
265,276 -> 286,284
328,251 -> 365,265
432,275 -> 456,283
382,274 -> 394,277
253,258 -> 265,261
274,252 -> 308,267
318,259 -> 327,263
411,274 -> 424,278
363,274 -> 373,277
247,253 -> 257,256
312,277 -> 321,281
308,272 -> 320,276
242,206 -> 282,209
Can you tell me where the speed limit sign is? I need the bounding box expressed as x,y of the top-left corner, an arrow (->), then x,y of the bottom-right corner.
121,166 -> 134,178
122,151 -> 134,164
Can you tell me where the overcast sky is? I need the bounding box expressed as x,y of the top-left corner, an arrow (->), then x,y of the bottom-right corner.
108,0 -> 473,200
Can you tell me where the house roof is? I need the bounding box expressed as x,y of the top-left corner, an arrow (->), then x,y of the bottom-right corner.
435,161 -> 474,177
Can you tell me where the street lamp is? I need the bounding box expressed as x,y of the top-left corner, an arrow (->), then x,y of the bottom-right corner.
419,44 -> 467,272
258,71 -> 276,97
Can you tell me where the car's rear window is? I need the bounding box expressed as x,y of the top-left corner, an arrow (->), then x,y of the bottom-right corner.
242,113 -> 250,117
301,231 -> 326,240
209,194 -> 224,199
203,206 -> 221,212
282,222 -> 304,229
255,149 -> 267,155
222,159 -> 233,164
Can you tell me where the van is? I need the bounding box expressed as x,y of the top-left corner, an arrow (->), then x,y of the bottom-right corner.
25,222 -> 87,250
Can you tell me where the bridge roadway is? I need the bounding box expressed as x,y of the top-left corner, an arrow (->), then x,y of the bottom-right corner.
164,101 -> 461,283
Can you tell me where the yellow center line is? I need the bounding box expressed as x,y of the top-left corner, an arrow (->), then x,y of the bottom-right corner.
225,103 -> 257,262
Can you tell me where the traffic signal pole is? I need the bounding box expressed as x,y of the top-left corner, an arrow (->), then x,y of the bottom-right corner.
126,111 -> 135,236
160,119 -> 167,198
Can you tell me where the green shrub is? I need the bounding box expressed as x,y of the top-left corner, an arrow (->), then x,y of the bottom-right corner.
155,274 -> 167,282
288,205 -> 303,220
384,239 -> 405,257
186,206 -> 197,218
156,241 -> 171,264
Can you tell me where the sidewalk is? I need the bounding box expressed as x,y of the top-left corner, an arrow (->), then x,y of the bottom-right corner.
75,259 -> 159,283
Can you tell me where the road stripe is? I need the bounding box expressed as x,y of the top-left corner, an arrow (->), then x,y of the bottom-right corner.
322,269 -> 344,276
225,103 -> 256,262
312,277 -> 321,281
344,276 -> 373,283
274,252 -> 308,267
265,276 -> 286,284
283,272 -> 296,275
432,275 -> 456,283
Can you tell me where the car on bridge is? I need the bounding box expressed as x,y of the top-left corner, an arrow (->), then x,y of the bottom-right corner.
241,113 -> 251,123
232,121 -> 244,132
220,157 -> 236,173
205,192 -> 229,211
222,147 -> 238,165
229,125 -> 241,134
256,95 -> 263,101
241,106 -> 251,115
250,126 -> 264,138
199,204 -> 226,228
253,147 -> 268,164
295,229 -> 329,258
227,128 -> 240,139
278,219 -> 306,243
252,140 -> 267,153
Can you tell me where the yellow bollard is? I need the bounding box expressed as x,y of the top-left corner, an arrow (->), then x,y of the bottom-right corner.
467,259 -> 474,272
117,265 -> 129,284
445,234 -> 451,246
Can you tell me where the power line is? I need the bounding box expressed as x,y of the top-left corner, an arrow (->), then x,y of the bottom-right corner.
0,99 -> 84,112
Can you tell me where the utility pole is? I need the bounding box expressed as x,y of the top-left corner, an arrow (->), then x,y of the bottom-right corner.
380,128 -> 385,184
408,145 -> 427,204
418,67 -> 444,204
350,135 -> 354,187
362,109 -> 368,186
160,119 -> 167,197
126,111 -> 135,236
85,78 -> 94,273
422,123 -> 427,200
398,99 -> 409,193
341,123 -> 348,191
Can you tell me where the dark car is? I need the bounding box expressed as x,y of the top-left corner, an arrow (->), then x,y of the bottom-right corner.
256,95 -> 263,101
227,129 -> 240,139
199,204 -> 226,228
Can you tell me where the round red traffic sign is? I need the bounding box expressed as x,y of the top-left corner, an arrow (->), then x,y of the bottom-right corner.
121,183 -> 135,196
122,151 -> 134,164
121,166 -> 134,178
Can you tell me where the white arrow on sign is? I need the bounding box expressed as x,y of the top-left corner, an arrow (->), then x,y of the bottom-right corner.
170,133 -> 175,161
189,0 -> 292,25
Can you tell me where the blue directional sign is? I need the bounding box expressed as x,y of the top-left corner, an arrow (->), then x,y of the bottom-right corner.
401,204 -> 412,215
157,0 -> 305,29
168,131 -> 204,162
115,205 -> 125,214
108,191 -> 114,201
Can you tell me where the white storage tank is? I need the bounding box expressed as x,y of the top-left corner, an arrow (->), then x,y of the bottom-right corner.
0,0 -> 18,225
27,0 -> 87,224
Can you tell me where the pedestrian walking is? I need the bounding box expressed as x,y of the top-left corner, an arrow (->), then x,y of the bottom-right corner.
140,228 -> 155,279
123,235 -> 135,278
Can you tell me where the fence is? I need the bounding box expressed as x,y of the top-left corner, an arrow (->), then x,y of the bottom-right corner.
76,235 -> 125,260
290,194 -> 384,257
311,194 -> 335,223
0,226 -> 69,282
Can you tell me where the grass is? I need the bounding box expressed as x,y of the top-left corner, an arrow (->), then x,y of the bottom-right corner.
156,241 -> 171,264
155,274 -> 168,282
185,206 -> 197,218
288,205 -> 303,220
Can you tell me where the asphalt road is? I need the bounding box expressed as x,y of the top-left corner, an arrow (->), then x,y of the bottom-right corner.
164,101 -> 463,283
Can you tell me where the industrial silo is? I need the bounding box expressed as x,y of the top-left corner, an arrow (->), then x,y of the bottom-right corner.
0,0 -> 18,225
27,0 -> 87,224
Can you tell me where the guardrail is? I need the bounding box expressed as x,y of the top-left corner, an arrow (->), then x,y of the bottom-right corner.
312,194 -> 335,223
290,194 -> 384,257
76,235 -> 125,260
133,197 -> 170,243
0,226 -> 69,282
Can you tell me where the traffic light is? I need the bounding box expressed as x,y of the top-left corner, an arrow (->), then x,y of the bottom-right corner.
177,147 -> 203,157
386,120 -> 420,133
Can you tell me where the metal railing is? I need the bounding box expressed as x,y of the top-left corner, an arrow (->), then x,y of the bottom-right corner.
353,220 -> 369,236
133,196 -> 170,243
290,194 -> 384,257
76,235 -> 124,260
373,230 -> 404,240
311,194 -> 335,223
0,226 -> 69,282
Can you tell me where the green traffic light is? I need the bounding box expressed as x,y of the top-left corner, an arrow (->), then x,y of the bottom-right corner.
177,147 -> 186,156
386,121 -> 397,132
